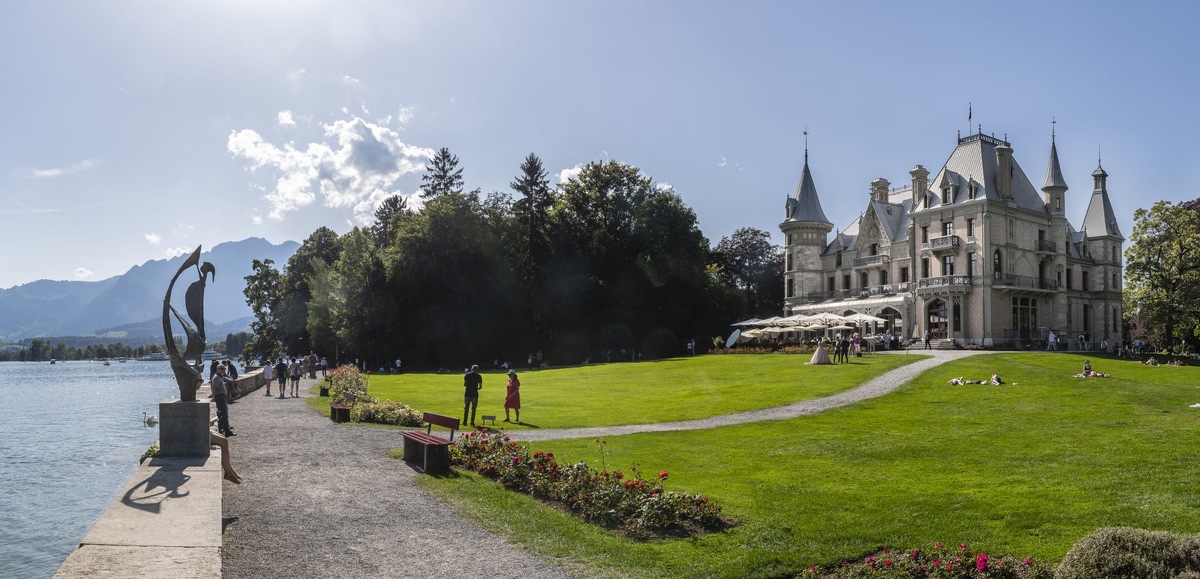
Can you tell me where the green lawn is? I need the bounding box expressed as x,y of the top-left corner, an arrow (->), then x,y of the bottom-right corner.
357,354 -> 921,428
409,353 -> 1200,578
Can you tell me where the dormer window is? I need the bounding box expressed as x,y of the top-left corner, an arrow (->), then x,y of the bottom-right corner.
835,251 -> 842,267
967,181 -> 976,200
870,243 -> 878,256
942,186 -> 952,205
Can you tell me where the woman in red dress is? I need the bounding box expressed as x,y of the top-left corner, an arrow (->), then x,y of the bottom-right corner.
503,369 -> 521,423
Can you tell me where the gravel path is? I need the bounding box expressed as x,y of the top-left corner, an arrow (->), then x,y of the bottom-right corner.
220,375 -> 578,579
222,349 -> 982,577
513,349 -> 985,442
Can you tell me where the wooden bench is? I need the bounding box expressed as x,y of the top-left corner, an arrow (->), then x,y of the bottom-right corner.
330,391 -> 355,423
400,412 -> 460,474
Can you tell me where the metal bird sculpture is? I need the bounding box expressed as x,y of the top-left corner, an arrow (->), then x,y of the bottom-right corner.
162,246 -> 215,401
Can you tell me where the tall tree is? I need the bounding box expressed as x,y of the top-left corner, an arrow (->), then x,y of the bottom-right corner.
279,227 -> 342,353
243,259 -> 283,362
371,194 -> 408,249
420,147 -> 464,199
1124,199 -> 1200,351
713,227 -> 784,317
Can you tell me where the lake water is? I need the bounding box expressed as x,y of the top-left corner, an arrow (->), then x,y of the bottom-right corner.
0,360 -> 178,579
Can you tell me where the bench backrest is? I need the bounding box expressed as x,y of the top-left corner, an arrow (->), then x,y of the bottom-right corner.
423,412 -> 460,441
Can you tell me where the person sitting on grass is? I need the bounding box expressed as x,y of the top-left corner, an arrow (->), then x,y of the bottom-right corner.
990,374 -> 1004,385
1143,357 -> 1160,366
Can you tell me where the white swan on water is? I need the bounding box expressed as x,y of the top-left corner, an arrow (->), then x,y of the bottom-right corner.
143,412 -> 159,426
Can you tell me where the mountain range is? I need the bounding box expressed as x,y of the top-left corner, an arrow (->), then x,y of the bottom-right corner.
0,238 -> 299,342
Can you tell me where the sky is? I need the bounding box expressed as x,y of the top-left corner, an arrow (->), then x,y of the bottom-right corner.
2,1 -> 1198,289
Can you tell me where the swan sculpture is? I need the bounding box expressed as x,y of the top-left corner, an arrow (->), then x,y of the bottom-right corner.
143,412 -> 159,426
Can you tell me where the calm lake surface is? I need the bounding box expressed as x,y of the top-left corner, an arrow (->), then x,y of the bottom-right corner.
0,360 -> 177,579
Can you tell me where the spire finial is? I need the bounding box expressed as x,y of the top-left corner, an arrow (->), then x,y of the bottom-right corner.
1051,116 -> 1056,144
1098,145 -> 1102,166
804,126 -> 809,164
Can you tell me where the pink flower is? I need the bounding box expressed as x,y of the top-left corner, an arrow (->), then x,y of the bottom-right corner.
911,550 -> 919,560
658,470 -> 669,480
935,542 -> 943,548
1025,557 -> 1033,565
976,554 -> 989,572
960,543 -> 967,552
883,560 -> 892,566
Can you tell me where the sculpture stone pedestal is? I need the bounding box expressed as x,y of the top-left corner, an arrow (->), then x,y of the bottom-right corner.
158,399 -> 211,457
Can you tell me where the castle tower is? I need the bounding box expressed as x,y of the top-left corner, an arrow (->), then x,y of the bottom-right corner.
1081,159 -> 1125,342
781,142 -> 833,314
1041,128 -> 1070,333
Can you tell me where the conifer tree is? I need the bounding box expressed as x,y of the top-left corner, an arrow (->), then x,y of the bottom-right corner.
420,147 -> 464,199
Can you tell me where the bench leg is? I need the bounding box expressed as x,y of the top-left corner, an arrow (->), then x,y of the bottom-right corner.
424,445 -> 450,475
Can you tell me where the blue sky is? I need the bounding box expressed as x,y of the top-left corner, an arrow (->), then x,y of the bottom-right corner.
2,1 -> 1197,289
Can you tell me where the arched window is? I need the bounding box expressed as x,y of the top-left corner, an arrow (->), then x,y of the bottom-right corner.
993,250 -> 1002,278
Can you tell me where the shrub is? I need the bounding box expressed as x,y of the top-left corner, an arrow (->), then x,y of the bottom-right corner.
351,399 -> 423,426
798,542 -> 1053,578
449,430 -> 730,539
1055,527 -> 1200,579
328,365 -> 374,406
139,441 -> 160,464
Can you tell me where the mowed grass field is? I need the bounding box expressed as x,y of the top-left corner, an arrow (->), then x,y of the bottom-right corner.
400,353 -> 1200,578
347,353 -> 922,428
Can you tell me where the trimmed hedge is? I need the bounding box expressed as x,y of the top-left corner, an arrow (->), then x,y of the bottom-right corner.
1055,527 -> 1200,579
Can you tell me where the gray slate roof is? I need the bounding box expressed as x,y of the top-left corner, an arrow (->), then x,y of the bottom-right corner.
921,135 -> 1048,214
1082,163 -> 1124,240
784,158 -> 832,225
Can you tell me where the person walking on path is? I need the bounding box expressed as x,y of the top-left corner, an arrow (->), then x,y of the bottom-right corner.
320,356 -> 328,377
1047,330 -> 1057,351
262,360 -> 274,396
463,365 -> 483,426
289,356 -> 301,398
274,358 -> 287,397
503,369 -> 521,423
923,330 -> 931,350
211,365 -> 235,437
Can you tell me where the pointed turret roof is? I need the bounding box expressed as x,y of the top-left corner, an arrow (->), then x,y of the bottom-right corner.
1082,161 -> 1124,240
784,148 -> 832,226
1042,135 -> 1068,191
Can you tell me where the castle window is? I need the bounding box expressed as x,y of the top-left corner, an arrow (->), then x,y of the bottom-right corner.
1113,307 -> 1118,332
843,274 -> 850,290
881,269 -> 889,285
967,252 -> 977,277
942,255 -> 955,276
942,221 -> 954,236
870,243 -> 878,256
860,271 -> 869,288
921,258 -> 930,278
1112,247 -> 1118,262
1082,270 -> 1090,290
968,181 -> 976,200
993,250 -> 1002,277
836,251 -> 842,267
1066,270 -> 1073,290
921,226 -> 929,243
787,277 -> 794,298
901,267 -> 909,283
1055,196 -> 1061,211
1112,273 -> 1118,289
786,234 -> 792,245
967,218 -> 975,238
828,277 -> 835,292
786,251 -> 793,271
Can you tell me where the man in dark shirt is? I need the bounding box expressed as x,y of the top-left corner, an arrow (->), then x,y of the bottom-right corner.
463,365 -> 483,426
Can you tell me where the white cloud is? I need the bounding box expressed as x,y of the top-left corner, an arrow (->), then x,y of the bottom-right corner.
228,114 -> 434,222
277,110 -> 296,126
145,233 -> 161,245
27,159 -> 101,179
251,215 -> 263,225
343,75 -> 360,86
166,247 -> 191,258
558,164 -> 584,184
397,104 -> 415,124
716,156 -> 727,167
74,268 -> 93,280
656,182 -> 674,192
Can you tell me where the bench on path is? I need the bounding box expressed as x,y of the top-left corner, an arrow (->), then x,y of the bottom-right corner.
330,391 -> 355,423
400,412 -> 459,474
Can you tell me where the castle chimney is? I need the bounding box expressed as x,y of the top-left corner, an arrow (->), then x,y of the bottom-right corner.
909,165 -> 929,206
995,143 -> 1013,200
870,178 -> 891,202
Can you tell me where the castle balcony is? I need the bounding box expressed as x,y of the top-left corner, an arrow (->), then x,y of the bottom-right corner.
1035,240 -> 1057,255
806,282 -> 911,303
992,273 -> 1057,292
923,235 -> 960,255
853,254 -> 889,268
915,275 -> 972,297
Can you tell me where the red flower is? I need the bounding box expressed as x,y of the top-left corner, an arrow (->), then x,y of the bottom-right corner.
658,470 -> 669,481
976,554 -> 989,572
883,560 -> 892,566
935,542 -> 943,548
1025,557 -> 1033,566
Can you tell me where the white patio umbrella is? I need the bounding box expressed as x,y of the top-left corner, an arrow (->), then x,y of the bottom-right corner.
760,325 -> 795,335
844,313 -> 887,324
730,317 -> 761,327
747,316 -> 783,327
806,312 -> 848,324
828,324 -> 855,331
739,328 -> 765,339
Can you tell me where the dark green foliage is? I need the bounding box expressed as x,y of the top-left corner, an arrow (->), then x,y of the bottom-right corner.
1055,527 -> 1200,579
420,147 -> 464,199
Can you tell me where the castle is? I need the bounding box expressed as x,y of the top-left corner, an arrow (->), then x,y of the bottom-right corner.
780,129 -> 1123,349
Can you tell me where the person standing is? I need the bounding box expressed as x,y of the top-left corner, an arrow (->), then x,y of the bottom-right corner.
923,330 -> 931,350
1047,330 -> 1057,351
320,356 -> 328,377
503,369 -> 521,423
687,339 -> 695,356
274,358 -> 288,398
263,359 -> 274,396
289,356 -> 301,398
463,365 -> 483,427
394,357 -> 402,374
308,352 -> 318,379
211,365 -> 235,437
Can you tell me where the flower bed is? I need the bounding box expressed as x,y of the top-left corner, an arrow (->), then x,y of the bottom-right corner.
449,430 -> 735,540
328,365 -> 423,426
797,542 -> 1053,578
